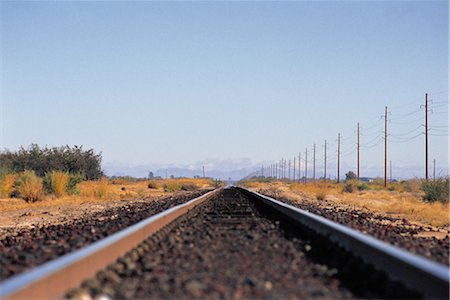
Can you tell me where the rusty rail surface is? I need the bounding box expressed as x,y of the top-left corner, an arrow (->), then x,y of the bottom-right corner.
237,187 -> 449,299
0,188 -> 222,300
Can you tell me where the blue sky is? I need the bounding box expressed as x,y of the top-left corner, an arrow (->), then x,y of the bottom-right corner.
1,1 -> 448,179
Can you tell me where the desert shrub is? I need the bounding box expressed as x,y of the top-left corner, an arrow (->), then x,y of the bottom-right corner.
0,144 -> 103,179
345,171 -> 357,181
163,180 -> 182,192
357,183 -> 369,191
402,179 -> 422,194
147,180 -> 159,189
67,173 -> 85,195
14,170 -> 44,202
0,173 -> 17,198
316,190 -> 326,200
43,171 -> 69,197
421,178 -> 449,203
343,180 -> 358,193
181,183 -> 198,191
387,184 -> 396,191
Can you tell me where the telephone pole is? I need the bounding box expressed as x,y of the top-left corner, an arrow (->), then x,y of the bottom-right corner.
288,160 -> 291,180
384,106 -> 388,188
425,93 -> 429,181
357,122 -> 360,180
298,152 -> 301,182
202,166 -> 205,178
337,133 -> 341,183
305,148 -> 308,183
324,139 -> 327,181
293,157 -> 296,181
313,144 -> 316,181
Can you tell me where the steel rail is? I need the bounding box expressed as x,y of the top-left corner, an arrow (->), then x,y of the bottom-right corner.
236,187 -> 449,299
0,188 -> 222,300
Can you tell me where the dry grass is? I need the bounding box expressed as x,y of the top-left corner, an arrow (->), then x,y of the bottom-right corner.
0,174 -> 17,198
14,171 -> 45,203
244,180 -> 450,227
0,177 -> 217,213
48,171 -> 69,197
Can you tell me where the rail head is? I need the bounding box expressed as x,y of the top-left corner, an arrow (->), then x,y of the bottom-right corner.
0,188 -> 222,300
236,187 -> 449,299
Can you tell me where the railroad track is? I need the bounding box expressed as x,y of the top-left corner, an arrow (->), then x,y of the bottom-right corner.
0,187 -> 448,299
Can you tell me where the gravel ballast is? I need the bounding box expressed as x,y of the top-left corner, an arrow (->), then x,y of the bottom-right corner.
0,190 -> 208,281
68,188 -> 419,299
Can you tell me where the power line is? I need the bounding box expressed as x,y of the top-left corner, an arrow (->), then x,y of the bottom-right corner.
389,125 -> 423,138
390,133 -> 423,143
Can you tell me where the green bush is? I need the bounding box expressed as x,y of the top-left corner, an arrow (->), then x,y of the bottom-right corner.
163,181 -> 182,192
68,173 -> 85,195
357,183 -> 369,191
343,180 -> 356,193
43,172 -> 84,196
14,170 -> 44,202
0,144 -> 103,180
345,171 -> 357,181
421,178 -> 449,203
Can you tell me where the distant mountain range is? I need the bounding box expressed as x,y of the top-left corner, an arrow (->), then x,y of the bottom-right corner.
103,159 -> 261,180
103,160 -> 440,181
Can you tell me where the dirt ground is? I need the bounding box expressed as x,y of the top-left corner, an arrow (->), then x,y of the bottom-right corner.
0,194 -> 170,240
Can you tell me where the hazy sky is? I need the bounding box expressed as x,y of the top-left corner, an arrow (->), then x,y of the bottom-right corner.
1,1 -> 448,179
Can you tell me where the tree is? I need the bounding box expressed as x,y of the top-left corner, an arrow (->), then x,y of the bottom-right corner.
148,171 -> 154,179
0,144 -> 103,179
345,171 -> 357,181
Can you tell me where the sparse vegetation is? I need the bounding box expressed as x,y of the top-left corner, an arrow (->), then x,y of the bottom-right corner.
163,180 -> 182,192
421,178 -> 449,203
240,179 -> 450,227
147,180 -> 159,189
14,171 -> 45,203
0,173 -> 17,198
44,171 -> 70,197
343,180 -> 356,193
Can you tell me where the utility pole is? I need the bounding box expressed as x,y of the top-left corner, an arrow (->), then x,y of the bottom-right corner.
384,106 -> 388,188
305,148 -> 308,184
202,166 -> 205,178
284,159 -> 287,180
288,160 -> 291,180
298,152 -> 301,182
293,157 -> 296,182
313,144 -> 316,181
425,93 -> 429,181
324,139 -> 327,181
357,122 -> 360,180
279,160 -> 282,180
337,133 -> 341,183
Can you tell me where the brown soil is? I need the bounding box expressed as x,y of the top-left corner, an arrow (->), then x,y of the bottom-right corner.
0,194 -> 174,240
